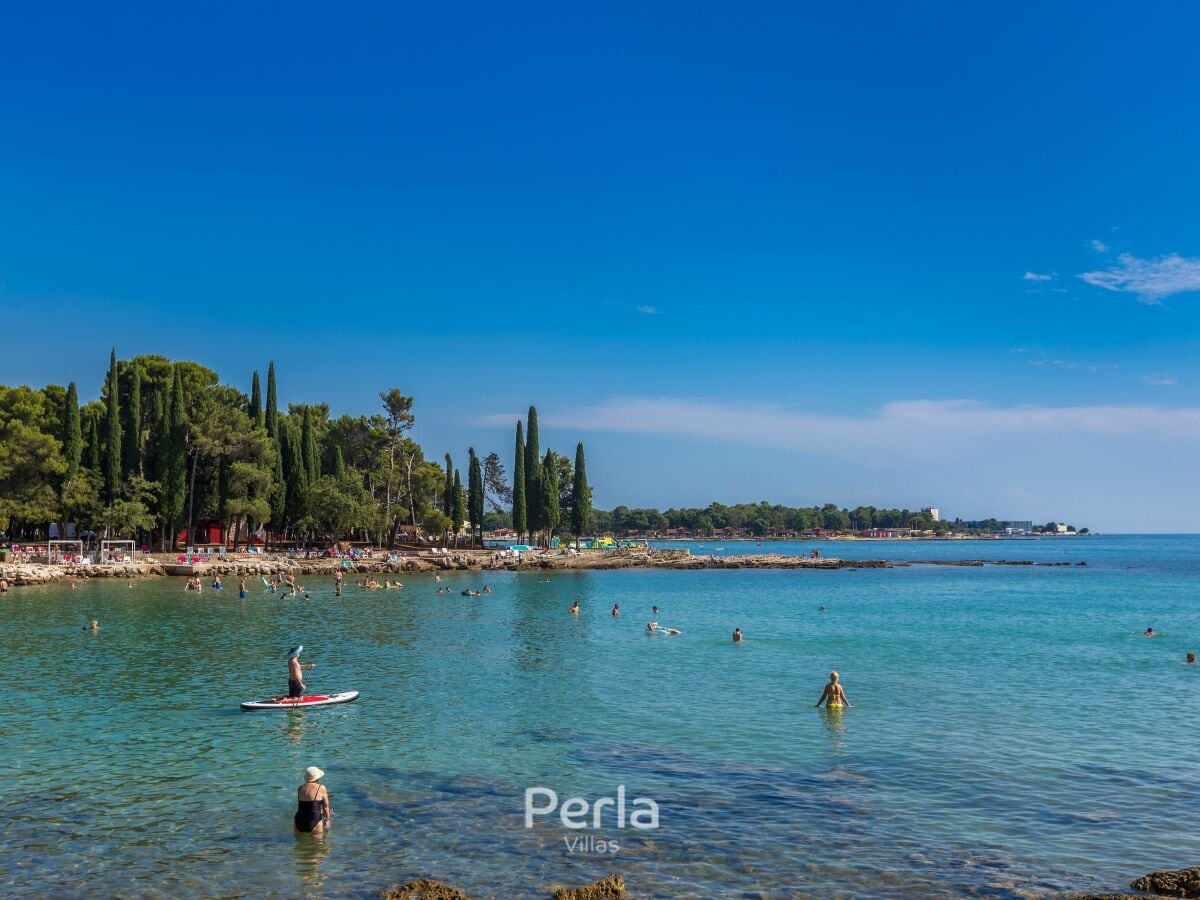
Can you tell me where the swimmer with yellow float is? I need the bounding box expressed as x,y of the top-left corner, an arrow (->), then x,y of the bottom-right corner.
815,671 -> 852,709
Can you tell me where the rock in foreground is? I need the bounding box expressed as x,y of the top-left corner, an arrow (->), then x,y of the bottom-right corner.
1131,867 -> 1200,898
553,873 -> 631,899
380,879 -> 470,899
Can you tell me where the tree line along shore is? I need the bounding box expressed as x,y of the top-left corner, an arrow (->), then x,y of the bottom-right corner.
0,350 -> 1080,553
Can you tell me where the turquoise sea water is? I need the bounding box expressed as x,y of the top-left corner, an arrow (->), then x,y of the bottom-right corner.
3,535 -> 1199,897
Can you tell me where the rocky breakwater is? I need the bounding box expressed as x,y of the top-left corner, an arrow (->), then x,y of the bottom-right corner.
0,562 -> 163,586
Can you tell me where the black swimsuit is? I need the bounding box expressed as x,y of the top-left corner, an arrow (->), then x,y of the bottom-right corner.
294,791 -> 325,832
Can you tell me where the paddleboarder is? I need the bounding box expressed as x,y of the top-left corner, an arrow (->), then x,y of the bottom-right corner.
283,645 -> 316,701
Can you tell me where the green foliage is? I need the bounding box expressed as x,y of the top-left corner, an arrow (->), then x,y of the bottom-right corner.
422,508 -> 451,537
85,410 -> 102,472
265,361 -> 278,439
0,386 -> 67,531
122,361 -> 142,477
63,382 -> 82,482
467,448 -> 484,544
512,421 -> 527,537
250,371 -> 263,428
570,442 -> 591,539
305,471 -> 374,543
102,349 -> 122,503
540,449 -> 560,540
162,368 -> 188,544
442,453 -> 454,517
524,406 -> 540,534
451,468 -> 465,538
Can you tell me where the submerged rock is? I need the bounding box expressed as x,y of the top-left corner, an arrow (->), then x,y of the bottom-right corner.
1131,867 -> 1200,898
553,873 -> 631,899
380,879 -> 470,899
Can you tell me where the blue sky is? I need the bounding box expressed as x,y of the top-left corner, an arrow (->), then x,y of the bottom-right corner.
2,3 -> 1198,531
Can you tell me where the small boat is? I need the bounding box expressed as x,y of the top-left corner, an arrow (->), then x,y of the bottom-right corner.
240,690 -> 360,711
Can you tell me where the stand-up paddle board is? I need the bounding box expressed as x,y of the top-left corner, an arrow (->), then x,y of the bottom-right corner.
240,690 -> 359,711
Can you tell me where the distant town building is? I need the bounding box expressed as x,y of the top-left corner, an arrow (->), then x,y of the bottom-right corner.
921,507 -> 940,521
1003,521 -> 1033,535
1055,523 -> 1069,534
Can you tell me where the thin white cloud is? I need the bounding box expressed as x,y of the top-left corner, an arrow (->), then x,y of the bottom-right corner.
1022,271 -> 1053,282
636,305 -> 661,315
1141,373 -> 1179,386
1091,239 -> 1110,253
1079,252 -> 1200,302
1026,359 -> 1118,373
477,397 -> 1200,459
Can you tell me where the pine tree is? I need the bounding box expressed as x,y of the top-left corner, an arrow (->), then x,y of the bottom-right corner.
122,362 -> 142,477
468,447 -> 484,545
102,349 -> 122,503
540,449 -> 560,544
443,453 -> 454,517
512,421 -> 527,541
250,371 -> 263,428
265,361 -> 278,440
571,441 -> 591,545
451,468 -> 464,547
63,382 -> 82,482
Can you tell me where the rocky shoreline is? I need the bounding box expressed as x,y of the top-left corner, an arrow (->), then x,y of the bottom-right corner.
0,551 -> 1087,588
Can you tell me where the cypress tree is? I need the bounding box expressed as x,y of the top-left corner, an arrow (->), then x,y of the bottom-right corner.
512,422 -> 527,541
301,406 -> 320,484
332,445 -> 346,478
86,414 -> 102,472
63,382 -> 82,482
146,386 -> 166,485
284,424 -> 309,531
269,436 -> 286,540
250,371 -> 263,428
122,363 -> 142,477
468,448 -> 484,545
442,453 -> 454,517
570,441 -> 590,545
451,468 -> 464,546
265,362 -> 278,440
524,406 -> 542,539
164,368 -> 188,548
540,449 -> 560,544
102,349 -> 122,503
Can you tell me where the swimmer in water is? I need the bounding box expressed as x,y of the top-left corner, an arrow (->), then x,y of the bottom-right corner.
83,619 -> 99,631
1187,652 -> 1197,664
815,671 -> 852,708
818,604 -> 826,612
646,621 -> 659,633
612,604 -> 620,617
652,605 -> 659,615
570,601 -> 580,615
732,627 -> 743,642
1144,627 -> 1156,636
482,585 -> 491,594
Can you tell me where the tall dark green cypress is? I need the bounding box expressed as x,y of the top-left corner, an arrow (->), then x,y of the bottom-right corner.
86,414 -> 102,472
332,445 -> 346,478
265,362 -> 278,440
146,386 -> 166,485
524,406 -> 542,539
269,437 -> 286,537
442,453 -> 454,517
102,349 -> 122,502
468,448 -> 484,545
250,371 -> 263,428
570,441 -> 591,544
301,406 -> 319,484
540,449 -> 560,542
63,382 -> 82,482
284,423 -> 309,530
451,468 -> 464,544
164,368 -> 188,548
512,422 -> 527,541
122,363 -> 142,477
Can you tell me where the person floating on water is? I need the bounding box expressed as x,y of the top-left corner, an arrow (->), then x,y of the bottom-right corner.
652,605 -> 659,615
1144,627 -> 1156,636
83,619 -> 99,631
815,671 -> 852,709
819,604 -> 826,612
294,766 -> 331,834
482,585 -> 491,593
1187,652 -> 1197,664
283,645 -> 316,701
732,627 -> 743,642
570,601 -> 580,615
612,604 -> 620,617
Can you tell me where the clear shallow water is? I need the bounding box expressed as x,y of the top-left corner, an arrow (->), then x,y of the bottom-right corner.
3,535 -> 1199,898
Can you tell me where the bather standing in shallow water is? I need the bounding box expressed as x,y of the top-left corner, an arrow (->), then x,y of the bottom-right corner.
294,766 -> 331,833
816,671 -> 852,708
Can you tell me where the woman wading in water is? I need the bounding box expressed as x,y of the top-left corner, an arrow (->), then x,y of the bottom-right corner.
294,766 -> 331,834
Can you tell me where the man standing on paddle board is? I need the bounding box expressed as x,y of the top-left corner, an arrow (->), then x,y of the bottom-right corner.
284,645 -> 316,700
